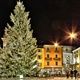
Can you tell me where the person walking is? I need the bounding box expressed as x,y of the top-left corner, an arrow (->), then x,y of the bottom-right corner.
74,69 -> 78,79
70,70 -> 73,79
66,70 -> 69,79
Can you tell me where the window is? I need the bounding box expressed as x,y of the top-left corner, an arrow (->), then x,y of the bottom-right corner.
55,55 -> 58,58
38,49 -> 41,52
46,48 -> 50,52
55,48 -> 59,53
38,63 -> 42,67
47,62 -> 49,66
75,54 -> 78,58
56,62 -> 58,65
76,51 -> 78,53
66,48 -> 68,52
38,55 -> 41,59
47,54 -> 49,58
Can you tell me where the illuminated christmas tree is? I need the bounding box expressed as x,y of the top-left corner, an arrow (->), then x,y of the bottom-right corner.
0,1 -> 38,77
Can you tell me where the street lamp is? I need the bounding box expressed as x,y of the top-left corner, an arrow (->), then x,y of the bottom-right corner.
66,30 -> 77,44
54,42 -> 59,47
68,31 -> 77,41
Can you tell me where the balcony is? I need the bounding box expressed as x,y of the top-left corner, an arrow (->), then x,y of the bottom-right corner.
45,57 -> 52,61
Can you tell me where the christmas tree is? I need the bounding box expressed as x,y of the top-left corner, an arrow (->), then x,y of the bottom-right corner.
0,1 -> 39,77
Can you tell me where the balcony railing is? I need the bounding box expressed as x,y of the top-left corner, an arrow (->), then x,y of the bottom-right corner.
45,57 -> 52,60
53,58 -> 60,60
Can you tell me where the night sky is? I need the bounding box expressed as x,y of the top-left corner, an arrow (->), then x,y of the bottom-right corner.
0,0 -> 80,46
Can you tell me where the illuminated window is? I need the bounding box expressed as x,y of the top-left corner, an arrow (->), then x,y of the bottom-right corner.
66,48 -> 69,52
55,55 -> 58,58
55,48 -> 59,53
47,54 -> 49,58
46,48 -> 50,52
47,62 -> 49,66
75,54 -> 78,57
38,55 -> 41,59
38,49 -> 41,52
76,51 -> 78,53
56,62 -> 58,65
38,63 -> 42,67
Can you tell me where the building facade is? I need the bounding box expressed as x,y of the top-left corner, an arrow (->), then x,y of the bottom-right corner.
63,46 -> 73,71
43,45 -> 63,69
37,45 -> 75,74
73,47 -> 80,71
37,45 -> 63,72
37,48 -> 44,68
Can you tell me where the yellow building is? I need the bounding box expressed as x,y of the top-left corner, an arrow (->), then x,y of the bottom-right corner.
37,48 -> 45,68
73,47 -> 80,71
37,45 -> 63,71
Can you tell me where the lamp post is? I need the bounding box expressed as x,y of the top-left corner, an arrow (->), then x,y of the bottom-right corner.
68,31 -> 77,69
66,31 -> 77,79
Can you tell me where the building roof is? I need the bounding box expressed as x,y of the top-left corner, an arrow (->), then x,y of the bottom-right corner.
72,47 -> 80,53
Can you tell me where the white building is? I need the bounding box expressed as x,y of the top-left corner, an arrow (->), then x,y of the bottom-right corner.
72,47 -> 80,71
63,46 -> 73,65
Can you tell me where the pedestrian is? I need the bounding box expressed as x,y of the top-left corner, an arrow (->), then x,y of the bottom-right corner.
66,70 -> 69,79
74,69 -> 78,79
77,72 -> 79,78
58,71 -> 61,77
70,70 -> 73,79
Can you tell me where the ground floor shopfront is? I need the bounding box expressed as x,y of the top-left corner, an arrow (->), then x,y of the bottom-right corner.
39,67 -> 66,77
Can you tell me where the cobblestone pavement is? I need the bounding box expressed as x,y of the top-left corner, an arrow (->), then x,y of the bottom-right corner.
0,77 -> 80,80
26,77 -> 80,80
